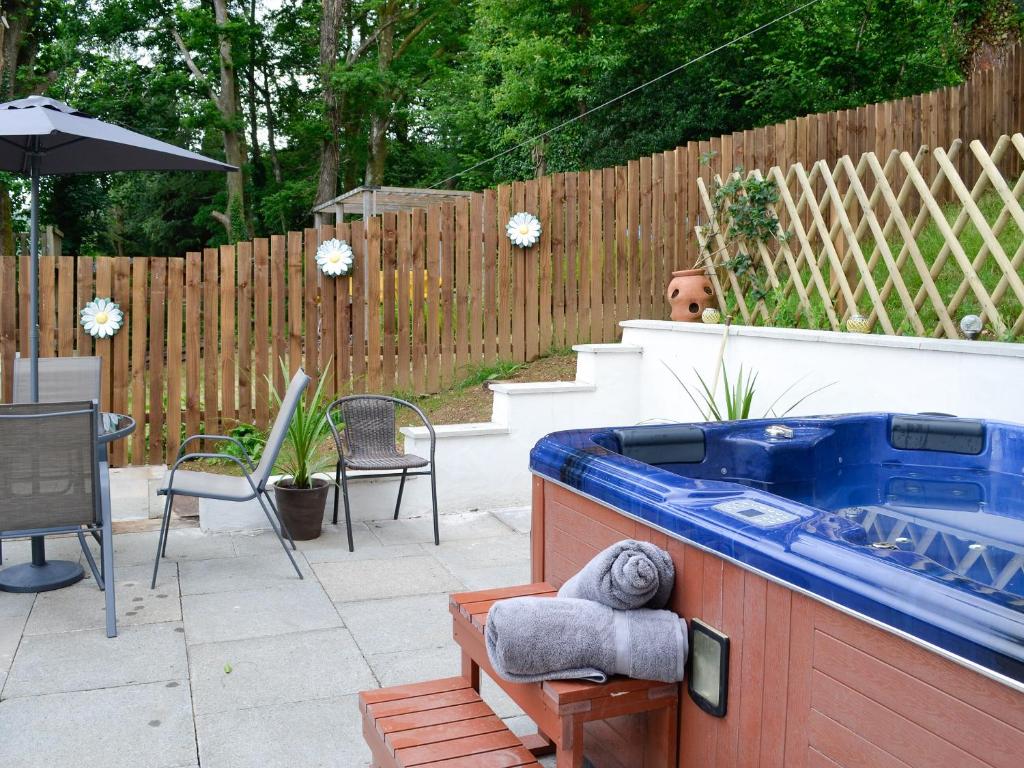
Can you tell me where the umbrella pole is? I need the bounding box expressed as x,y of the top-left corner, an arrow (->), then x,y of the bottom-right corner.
28,144 -> 39,402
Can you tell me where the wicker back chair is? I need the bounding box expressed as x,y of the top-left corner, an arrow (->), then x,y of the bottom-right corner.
0,401 -> 117,636
326,395 -> 438,552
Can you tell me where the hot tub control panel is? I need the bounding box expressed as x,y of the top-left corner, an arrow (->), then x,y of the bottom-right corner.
712,499 -> 801,528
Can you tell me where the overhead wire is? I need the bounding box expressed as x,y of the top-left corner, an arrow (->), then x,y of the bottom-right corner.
428,0 -> 828,188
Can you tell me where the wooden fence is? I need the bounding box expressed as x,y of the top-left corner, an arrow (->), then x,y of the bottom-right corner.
699,134 -> 1024,339
1,49 -> 1022,465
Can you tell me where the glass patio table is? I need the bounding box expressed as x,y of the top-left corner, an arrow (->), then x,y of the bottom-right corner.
0,412 -> 135,593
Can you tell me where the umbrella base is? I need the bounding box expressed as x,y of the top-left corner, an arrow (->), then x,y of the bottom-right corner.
0,558 -> 84,593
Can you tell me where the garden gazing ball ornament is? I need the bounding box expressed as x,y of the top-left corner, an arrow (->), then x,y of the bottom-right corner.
702,307 -> 722,324
960,314 -> 983,340
315,238 -> 354,277
846,313 -> 870,334
80,298 -> 124,338
506,212 -> 541,248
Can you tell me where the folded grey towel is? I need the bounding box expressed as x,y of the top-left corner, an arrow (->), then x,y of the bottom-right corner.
485,596 -> 688,684
558,539 -> 675,610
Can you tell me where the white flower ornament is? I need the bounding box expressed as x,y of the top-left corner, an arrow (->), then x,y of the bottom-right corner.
315,238 -> 354,277
506,212 -> 541,248
80,297 -> 124,338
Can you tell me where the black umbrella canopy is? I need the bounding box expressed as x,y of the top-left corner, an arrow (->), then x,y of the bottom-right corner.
0,95 -> 237,174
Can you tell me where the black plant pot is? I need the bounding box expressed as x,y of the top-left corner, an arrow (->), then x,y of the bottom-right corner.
273,478 -> 330,541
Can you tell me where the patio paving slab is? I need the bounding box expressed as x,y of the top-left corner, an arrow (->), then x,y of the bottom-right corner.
2,621 -> 187,700
194,694 -> 370,768
181,582 -> 342,645
230,521 -> 376,558
0,534 -> 86,565
0,680 -> 195,768
428,533 -> 532,589
491,506 -> 532,534
301,539 -> 425,564
188,627 -> 376,716
23,563 -> 182,636
0,593 -> 33,681
336,592 -> 453,655
178,552 -> 313,596
109,528 -> 236,566
312,554 -> 463,603
367,510 -> 513,545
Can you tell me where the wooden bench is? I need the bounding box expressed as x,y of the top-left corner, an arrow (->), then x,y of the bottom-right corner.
450,583 -> 680,768
359,676 -> 544,768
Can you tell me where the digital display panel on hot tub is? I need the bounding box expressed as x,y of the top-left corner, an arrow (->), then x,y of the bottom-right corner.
530,413 -> 1024,686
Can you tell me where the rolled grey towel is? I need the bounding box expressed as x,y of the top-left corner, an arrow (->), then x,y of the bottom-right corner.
558,539 -> 675,610
485,596 -> 688,684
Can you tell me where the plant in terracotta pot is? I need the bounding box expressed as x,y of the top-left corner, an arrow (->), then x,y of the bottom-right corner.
271,360 -> 336,540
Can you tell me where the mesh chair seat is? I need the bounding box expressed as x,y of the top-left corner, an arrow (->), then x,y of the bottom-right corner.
157,469 -> 257,501
343,451 -> 429,471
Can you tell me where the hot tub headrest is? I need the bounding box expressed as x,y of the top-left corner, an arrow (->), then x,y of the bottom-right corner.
612,425 -> 706,465
890,415 -> 985,455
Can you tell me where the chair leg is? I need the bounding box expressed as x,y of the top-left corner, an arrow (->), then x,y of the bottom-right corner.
430,468 -> 439,546
257,492 -> 304,579
98,455 -> 117,638
151,493 -> 174,590
78,530 -> 103,588
332,460 -> 341,525
394,469 -> 407,520
264,490 -> 297,552
340,464 -> 354,553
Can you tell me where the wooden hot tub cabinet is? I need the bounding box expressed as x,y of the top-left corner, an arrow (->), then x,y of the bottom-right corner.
531,477 -> 1024,768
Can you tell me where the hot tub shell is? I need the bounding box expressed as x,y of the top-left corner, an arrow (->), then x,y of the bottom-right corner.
529,413 -> 1024,768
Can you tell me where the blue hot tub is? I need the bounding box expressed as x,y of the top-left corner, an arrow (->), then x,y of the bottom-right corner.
530,413 -> 1024,687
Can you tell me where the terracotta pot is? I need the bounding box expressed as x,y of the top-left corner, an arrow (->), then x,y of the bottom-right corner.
667,269 -> 713,322
273,478 -> 330,540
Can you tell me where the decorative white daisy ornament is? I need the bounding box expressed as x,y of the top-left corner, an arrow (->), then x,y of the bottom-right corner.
80,297 -> 124,338
506,212 -> 541,248
315,238 -> 354,277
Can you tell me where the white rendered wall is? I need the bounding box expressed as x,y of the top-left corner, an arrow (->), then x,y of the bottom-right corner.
196,321 -> 1024,530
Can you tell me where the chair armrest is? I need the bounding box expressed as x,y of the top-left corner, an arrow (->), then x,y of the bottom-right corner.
164,452 -> 258,495
178,434 -> 256,470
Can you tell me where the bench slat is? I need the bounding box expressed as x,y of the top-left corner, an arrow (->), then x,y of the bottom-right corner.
377,701 -> 494,734
397,730 -> 525,766
360,676 -> 468,708
387,715 -> 508,750
367,688 -> 481,719
416,746 -> 541,767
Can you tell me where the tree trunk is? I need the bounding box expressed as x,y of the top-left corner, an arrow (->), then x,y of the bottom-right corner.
212,0 -> 249,241
316,0 -> 347,206
0,1 -> 32,256
246,0 -> 265,193
364,8 -> 395,187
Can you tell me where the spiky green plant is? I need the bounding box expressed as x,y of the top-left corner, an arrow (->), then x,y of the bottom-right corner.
664,360 -> 832,422
270,359 -> 337,488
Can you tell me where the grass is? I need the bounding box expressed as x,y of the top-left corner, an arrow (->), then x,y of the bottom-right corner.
727,189 -> 1024,341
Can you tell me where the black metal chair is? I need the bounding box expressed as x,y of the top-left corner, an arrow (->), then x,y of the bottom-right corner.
326,395 -> 438,552
150,369 -> 310,588
0,401 -> 115,635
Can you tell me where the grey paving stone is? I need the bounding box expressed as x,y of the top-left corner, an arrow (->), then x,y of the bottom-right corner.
178,553 -> 312,596
230,522 -> 374,558
365,642 -> 461,687
24,563 -> 182,636
182,583 -> 341,645
302,539 -> 425,565
492,506 -> 533,534
427,533 -> 531,570
195,694 -> 370,768
366,511 -> 512,546
336,592 -> 453,655
0,592 -> 33,679
444,561 -> 533,591
106,528 -> 235,567
312,555 -> 462,603
0,680 -> 195,768
189,627 -> 376,716
0,534 -> 85,565
3,621 -> 187,699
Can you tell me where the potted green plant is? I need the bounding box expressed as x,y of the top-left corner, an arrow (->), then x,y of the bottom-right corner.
270,360 -> 336,540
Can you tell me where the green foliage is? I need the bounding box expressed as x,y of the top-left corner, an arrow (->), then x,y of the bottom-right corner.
13,0 -> 1024,253
215,423 -> 266,466
270,359 -> 336,489
455,360 -> 526,389
664,359 -> 833,421
702,170 -> 782,303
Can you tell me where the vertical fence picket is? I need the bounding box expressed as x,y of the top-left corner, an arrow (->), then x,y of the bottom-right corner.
112,256 -> 131,464
57,256 -> 74,357
524,179 -> 540,358
270,235 -> 286,395
220,245 -> 236,427
381,212 -> 398,392
469,193 -> 485,365
166,257 -> 184,462
237,241 -> 253,424
482,189 -> 498,363
148,258 -> 166,464
397,212 -> 413,390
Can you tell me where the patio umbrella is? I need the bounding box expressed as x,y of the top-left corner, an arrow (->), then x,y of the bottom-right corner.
0,94 -> 236,401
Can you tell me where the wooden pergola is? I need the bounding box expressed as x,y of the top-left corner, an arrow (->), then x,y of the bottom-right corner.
312,185 -> 472,226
